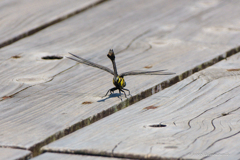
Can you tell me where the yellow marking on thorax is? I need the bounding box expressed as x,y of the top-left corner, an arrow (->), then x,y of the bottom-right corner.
113,76 -> 126,88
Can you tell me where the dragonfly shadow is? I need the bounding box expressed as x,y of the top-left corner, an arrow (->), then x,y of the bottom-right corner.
97,93 -> 122,102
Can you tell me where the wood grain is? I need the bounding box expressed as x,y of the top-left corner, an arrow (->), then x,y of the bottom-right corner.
0,148 -> 31,160
0,0 -> 105,48
33,152 -> 128,160
42,53 -> 240,160
0,0 -> 240,156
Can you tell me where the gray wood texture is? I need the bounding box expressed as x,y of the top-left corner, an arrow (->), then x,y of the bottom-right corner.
33,152 -> 128,160
1,0 -> 240,157
0,0 -> 104,47
42,53 -> 240,160
0,148 -> 31,160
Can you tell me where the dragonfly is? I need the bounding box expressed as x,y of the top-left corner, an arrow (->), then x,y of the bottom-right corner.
67,49 -> 174,98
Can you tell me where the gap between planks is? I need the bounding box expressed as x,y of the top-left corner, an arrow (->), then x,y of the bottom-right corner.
0,0 -> 108,49
38,150 -> 178,160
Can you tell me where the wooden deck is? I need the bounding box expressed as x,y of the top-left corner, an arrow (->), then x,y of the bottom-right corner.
42,53 -> 240,159
0,148 -> 31,160
0,0 -> 240,160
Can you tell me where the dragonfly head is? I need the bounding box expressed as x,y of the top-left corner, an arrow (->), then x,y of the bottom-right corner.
107,49 -> 115,61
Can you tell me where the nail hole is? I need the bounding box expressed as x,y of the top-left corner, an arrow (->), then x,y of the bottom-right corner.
2,96 -> 13,100
227,69 -> 240,71
149,123 -> 167,128
11,55 -> 21,59
42,55 -> 63,60
144,65 -> 152,69
82,101 -> 93,104
143,105 -> 158,110
165,146 -> 178,149
222,112 -> 229,116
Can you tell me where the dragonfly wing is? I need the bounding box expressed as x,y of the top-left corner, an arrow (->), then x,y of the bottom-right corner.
119,70 -> 175,77
67,53 -> 114,75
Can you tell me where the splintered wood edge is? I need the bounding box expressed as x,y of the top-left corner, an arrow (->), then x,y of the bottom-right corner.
28,46 -> 240,157
0,0 -> 107,49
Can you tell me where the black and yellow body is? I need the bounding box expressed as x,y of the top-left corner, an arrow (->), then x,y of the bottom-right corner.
113,76 -> 126,89
105,75 -> 130,98
67,49 -> 174,99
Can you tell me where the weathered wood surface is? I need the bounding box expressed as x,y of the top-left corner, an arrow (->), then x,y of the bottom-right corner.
0,0 -> 240,156
42,53 -> 240,160
33,152 -> 128,160
0,0 -> 104,47
0,148 -> 31,160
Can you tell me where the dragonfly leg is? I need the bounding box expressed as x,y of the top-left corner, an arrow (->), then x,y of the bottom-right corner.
104,87 -> 117,97
120,89 -> 127,98
122,88 -> 131,96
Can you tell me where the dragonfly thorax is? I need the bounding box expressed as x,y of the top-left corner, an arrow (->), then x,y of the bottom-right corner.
113,76 -> 126,89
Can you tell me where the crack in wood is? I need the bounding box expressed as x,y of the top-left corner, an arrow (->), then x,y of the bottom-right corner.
179,151 -> 192,159
1,64 -> 76,102
0,85 -> 32,101
178,78 -> 198,91
173,97 -> 235,138
141,43 -> 152,54
116,29 -> 152,55
185,101 -> 239,150
111,140 -> 123,155
188,97 -> 235,129
205,131 -> 240,150
209,99 -> 239,133
212,84 -> 240,101
147,146 -> 153,157
200,148 -> 224,160
174,93 -> 203,112
198,81 -> 210,91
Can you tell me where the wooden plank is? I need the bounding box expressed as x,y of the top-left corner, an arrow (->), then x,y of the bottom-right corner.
0,0 -> 105,48
33,152 -> 128,160
1,0 -> 240,157
42,53 -> 240,159
0,148 -> 31,160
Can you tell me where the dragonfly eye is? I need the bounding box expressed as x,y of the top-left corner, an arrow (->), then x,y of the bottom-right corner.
109,49 -> 114,53
107,49 -> 115,60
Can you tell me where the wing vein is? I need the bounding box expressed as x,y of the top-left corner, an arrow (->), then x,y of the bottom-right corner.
67,52 -> 114,75
119,70 -> 175,77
